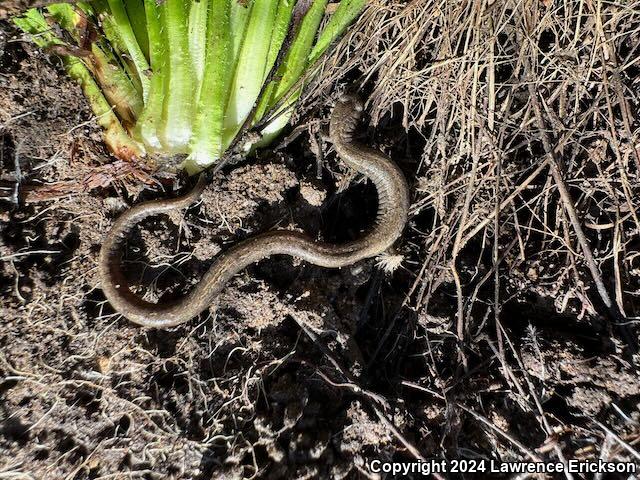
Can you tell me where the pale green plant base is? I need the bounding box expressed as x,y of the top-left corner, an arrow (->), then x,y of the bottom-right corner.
14,0 -> 364,174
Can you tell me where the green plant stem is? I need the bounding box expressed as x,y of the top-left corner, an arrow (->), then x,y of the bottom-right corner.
160,0 -> 195,152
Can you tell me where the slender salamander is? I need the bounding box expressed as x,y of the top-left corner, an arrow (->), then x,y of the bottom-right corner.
98,94 -> 410,328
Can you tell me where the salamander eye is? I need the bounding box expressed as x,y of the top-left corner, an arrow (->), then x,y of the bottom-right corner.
338,92 -> 363,107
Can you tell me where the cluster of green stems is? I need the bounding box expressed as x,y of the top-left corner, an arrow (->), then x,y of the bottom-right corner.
15,0 -> 364,173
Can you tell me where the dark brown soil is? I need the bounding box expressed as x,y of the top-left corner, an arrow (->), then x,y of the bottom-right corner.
2,9 -> 640,480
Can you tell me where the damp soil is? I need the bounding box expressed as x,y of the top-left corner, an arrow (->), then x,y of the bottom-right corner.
1,20 -> 639,480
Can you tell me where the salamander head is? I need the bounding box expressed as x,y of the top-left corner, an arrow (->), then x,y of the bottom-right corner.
338,93 -> 364,111
330,93 -> 364,143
